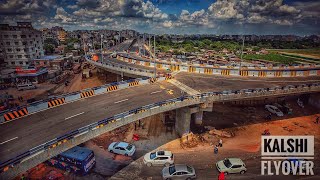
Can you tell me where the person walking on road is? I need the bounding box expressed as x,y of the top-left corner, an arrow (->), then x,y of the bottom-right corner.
218,139 -> 223,147
214,145 -> 219,154
316,116 -> 319,124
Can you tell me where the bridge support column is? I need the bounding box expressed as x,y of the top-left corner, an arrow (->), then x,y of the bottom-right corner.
175,107 -> 191,137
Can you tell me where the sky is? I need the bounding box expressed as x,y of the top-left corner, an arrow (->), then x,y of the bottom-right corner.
0,0 -> 319,35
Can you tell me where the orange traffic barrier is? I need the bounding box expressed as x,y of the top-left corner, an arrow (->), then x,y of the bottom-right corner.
3,108 -> 28,121
48,98 -> 65,108
80,90 -> 94,98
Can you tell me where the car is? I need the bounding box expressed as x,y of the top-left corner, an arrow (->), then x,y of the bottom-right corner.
265,105 -> 284,117
216,158 -> 247,174
143,150 -> 174,167
162,164 -> 196,180
107,142 -> 135,156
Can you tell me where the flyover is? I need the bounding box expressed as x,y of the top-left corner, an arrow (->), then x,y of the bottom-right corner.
1,40 -> 320,179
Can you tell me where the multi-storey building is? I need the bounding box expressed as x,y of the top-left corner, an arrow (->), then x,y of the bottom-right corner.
58,30 -> 66,42
0,22 -> 44,67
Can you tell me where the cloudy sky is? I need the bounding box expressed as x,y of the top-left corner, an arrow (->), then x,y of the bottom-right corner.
0,0 -> 319,35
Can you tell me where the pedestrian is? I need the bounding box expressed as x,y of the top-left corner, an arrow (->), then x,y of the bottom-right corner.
134,122 -> 137,131
214,145 -> 219,154
316,116 -> 319,124
218,172 -> 225,180
218,139 -> 223,147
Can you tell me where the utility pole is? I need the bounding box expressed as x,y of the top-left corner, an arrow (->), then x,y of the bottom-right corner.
239,35 -> 244,75
101,34 -> 103,61
154,35 -> 156,78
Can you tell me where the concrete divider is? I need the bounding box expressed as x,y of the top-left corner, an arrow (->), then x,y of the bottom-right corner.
94,87 -> 106,95
0,116 -> 5,123
27,102 -> 48,114
65,94 -> 81,103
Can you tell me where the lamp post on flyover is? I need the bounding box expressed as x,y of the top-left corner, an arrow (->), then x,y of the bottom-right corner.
101,34 -> 103,61
239,36 -> 244,75
154,35 -> 156,78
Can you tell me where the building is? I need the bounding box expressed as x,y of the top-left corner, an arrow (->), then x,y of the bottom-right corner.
58,30 -> 67,42
0,22 -> 44,68
32,55 -> 73,70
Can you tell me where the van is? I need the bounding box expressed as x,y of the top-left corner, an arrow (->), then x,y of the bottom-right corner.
17,83 -> 37,91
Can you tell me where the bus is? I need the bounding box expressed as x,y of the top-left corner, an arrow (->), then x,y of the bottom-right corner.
47,146 -> 96,175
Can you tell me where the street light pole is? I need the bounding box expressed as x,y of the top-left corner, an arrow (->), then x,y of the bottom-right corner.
101,34 -> 103,61
239,36 -> 244,75
154,35 -> 156,78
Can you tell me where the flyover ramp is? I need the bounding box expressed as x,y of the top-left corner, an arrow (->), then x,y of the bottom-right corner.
176,72 -> 320,93
0,81 -> 180,168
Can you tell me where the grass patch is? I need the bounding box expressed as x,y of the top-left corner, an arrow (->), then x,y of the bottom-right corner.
269,48 -> 320,57
243,53 -> 298,64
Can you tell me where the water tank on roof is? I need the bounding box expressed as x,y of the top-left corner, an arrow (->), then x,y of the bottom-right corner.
92,54 -> 99,61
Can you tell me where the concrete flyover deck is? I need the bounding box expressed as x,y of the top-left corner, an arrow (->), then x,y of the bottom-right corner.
0,81 -> 180,169
175,72 -> 320,93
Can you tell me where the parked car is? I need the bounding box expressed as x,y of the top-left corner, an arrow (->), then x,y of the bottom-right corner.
107,142 -> 135,156
216,158 -> 247,174
16,83 -> 37,91
162,164 -> 196,180
265,105 -> 284,117
143,151 -> 174,167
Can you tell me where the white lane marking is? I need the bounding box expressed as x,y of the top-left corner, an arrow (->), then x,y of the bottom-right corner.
0,137 -> 18,145
114,99 -> 129,104
150,90 -> 162,94
65,112 -> 85,120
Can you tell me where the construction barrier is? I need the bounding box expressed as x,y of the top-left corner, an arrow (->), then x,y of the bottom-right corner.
165,74 -> 173,80
188,66 -> 196,72
3,108 -> 28,121
258,71 -> 267,77
107,85 -> 118,91
290,71 -> 297,77
204,68 -> 213,74
149,78 -> 157,83
48,98 -> 65,108
80,90 -> 94,98
129,81 -> 139,86
221,69 -> 230,76
240,70 -> 249,76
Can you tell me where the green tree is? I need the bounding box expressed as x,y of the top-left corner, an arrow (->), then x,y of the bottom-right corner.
44,44 -> 54,54
44,38 -> 58,47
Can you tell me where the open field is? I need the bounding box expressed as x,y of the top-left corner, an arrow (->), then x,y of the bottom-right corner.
243,53 -> 299,64
269,48 -> 320,60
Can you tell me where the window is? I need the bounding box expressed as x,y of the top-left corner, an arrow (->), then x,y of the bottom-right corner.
36,61 -> 40,65
16,48 -> 21,52
30,41 -> 33,45
6,42 -> 10,45
24,48 -> 28,52
7,48 -> 12,52
13,35 -> 18,38
21,35 -> 26,38
232,165 -> 242,168
11,62 -> 15,65
36,35 -> 38,38
15,42 -> 19,45
19,61 -> 23,65
29,35 -> 32,38
25,62 -> 29,64
4,35 -> 9,38
18,55 -> 22,58
44,61 -> 47,65
23,41 -> 27,45
25,55 -> 30,58
9,55 -> 14,58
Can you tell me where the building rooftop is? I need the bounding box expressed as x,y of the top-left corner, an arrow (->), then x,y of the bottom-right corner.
34,55 -> 62,61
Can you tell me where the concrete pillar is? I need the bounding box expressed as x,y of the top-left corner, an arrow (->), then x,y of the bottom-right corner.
175,107 -> 191,137
194,111 -> 203,125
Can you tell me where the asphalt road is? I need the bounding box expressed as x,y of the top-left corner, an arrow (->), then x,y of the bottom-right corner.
0,81 -> 180,164
175,72 -> 320,93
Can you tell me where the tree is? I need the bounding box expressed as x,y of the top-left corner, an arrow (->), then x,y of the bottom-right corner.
44,44 -> 54,54
44,38 -> 58,47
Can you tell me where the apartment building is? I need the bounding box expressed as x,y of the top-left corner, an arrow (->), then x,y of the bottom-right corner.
0,22 -> 44,67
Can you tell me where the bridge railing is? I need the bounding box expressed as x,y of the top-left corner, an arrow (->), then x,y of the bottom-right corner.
1,82 -> 319,174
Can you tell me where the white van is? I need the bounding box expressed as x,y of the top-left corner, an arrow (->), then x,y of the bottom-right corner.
17,83 -> 37,91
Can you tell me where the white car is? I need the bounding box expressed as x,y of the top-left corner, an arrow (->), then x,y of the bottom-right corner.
216,158 -> 247,174
108,142 -> 136,156
143,151 -> 174,167
162,164 -> 196,180
265,105 -> 284,117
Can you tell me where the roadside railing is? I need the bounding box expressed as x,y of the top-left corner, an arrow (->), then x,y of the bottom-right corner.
1,82 -> 319,174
